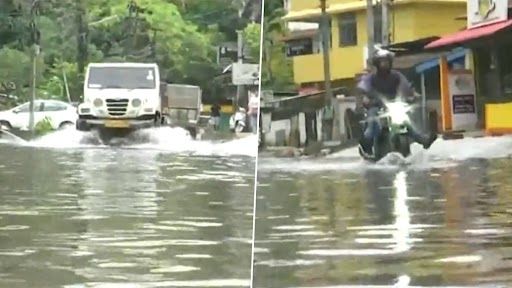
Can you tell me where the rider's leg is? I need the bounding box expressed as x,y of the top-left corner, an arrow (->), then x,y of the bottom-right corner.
406,124 -> 437,149
360,107 -> 381,154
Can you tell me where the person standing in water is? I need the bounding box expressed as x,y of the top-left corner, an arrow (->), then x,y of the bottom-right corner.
248,91 -> 260,133
210,102 -> 221,130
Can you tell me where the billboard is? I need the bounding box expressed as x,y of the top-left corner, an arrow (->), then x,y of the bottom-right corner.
467,0 -> 508,28
232,63 -> 259,85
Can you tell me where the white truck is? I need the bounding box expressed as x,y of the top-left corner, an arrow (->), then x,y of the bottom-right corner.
76,62 -> 162,143
160,83 -> 202,139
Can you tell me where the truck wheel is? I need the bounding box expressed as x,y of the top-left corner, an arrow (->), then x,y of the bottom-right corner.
154,113 -> 162,128
76,120 -> 90,131
187,127 -> 197,139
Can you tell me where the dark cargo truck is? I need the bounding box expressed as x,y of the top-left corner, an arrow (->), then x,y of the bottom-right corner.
160,83 -> 202,139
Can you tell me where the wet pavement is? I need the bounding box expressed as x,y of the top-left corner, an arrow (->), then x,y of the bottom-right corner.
0,129 -> 255,287
254,137 -> 512,288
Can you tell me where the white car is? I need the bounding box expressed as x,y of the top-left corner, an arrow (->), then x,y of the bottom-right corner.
0,100 -> 78,131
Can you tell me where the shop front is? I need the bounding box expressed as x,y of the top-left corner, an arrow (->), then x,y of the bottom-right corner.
426,0 -> 512,135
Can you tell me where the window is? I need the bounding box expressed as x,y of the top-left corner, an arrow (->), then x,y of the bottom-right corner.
43,101 -> 68,112
87,67 -> 156,89
338,13 -> 357,47
15,101 -> 43,113
15,103 -> 30,113
286,38 -> 314,57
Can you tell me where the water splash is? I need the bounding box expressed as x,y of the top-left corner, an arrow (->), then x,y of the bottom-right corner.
2,127 -> 257,157
258,135 -> 512,172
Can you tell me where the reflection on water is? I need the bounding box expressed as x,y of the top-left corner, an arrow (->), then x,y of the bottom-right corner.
0,145 -> 254,287
254,158 -> 512,288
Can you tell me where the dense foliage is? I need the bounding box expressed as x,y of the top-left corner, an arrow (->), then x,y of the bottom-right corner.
261,0 -> 294,91
0,0 -> 261,104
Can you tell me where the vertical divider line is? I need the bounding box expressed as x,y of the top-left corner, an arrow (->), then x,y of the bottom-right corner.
250,0 -> 266,286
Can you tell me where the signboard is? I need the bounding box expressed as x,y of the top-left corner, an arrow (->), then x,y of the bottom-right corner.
467,0 -> 508,28
448,70 -> 478,130
232,63 -> 259,85
217,42 -> 251,67
452,94 -> 476,114
285,38 -> 313,57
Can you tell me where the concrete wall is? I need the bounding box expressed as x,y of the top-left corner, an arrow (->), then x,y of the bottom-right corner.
262,96 -> 358,147
263,112 -> 322,147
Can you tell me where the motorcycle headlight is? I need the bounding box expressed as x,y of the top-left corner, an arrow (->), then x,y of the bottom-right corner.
386,102 -> 410,124
93,98 -> 103,107
132,98 -> 142,107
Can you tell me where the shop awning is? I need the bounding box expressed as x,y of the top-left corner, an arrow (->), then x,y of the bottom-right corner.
425,19 -> 512,49
415,48 -> 467,73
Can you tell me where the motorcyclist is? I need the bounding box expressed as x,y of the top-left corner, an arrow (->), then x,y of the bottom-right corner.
356,46 -> 437,158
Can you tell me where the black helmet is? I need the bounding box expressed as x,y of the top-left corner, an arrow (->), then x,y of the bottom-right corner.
371,45 -> 394,68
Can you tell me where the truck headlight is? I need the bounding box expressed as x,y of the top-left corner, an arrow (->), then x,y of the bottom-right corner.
132,98 -> 142,107
93,98 -> 103,107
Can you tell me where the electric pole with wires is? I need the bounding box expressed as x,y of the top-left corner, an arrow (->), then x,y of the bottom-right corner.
366,0 -> 375,67
76,0 -> 88,76
28,0 -> 41,136
319,0 -> 341,141
381,0 -> 390,46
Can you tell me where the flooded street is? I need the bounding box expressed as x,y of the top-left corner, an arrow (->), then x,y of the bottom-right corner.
254,137 -> 512,288
0,128 -> 255,287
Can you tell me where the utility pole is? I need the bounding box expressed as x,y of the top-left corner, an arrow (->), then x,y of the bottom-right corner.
29,0 -> 40,136
381,0 -> 390,46
319,0 -> 332,104
366,0 -> 375,67
319,0 -> 340,141
77,0 -> 88,76
236,30 -> 244,110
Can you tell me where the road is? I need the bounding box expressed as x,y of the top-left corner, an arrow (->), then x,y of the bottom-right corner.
254,136 -> 512,288
0,128 -> 256,287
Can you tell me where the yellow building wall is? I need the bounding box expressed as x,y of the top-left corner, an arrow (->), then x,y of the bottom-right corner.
290,1 -> 466,85
202,104 -> 234,114
290,0 -> 354,12
411,3 -> 465,38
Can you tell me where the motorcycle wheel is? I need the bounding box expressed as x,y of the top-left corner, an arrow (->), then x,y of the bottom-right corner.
373,129 -> 391,162
396,134 -> 411,158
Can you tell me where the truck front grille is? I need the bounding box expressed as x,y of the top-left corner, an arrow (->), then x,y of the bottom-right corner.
106,99 -> 129,116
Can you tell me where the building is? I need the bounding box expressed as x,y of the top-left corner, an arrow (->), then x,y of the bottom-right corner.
425,0 -> 512,135
282,0 -> 467,89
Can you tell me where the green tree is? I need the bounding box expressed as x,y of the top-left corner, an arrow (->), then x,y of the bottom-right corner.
261,0 -> 294,90
0,0 -> 260,105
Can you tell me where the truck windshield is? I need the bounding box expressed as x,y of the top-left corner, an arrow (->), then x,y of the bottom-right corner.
87,67 -> 156,89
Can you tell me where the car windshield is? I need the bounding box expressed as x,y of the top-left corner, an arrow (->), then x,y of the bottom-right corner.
87,67 -> 156,89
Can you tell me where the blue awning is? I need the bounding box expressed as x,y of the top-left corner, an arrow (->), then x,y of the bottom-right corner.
415,48 -> 467,74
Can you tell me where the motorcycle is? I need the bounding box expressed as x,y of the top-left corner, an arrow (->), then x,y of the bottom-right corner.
359,97 -> 415,162
229,107 -> 246,134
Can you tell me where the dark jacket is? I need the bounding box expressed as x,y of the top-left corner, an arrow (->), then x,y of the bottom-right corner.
357,70 -> 414,108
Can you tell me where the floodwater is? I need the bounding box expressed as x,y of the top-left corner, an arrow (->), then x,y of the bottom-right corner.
254,136 -> 512,288
0,128 -> 256,287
